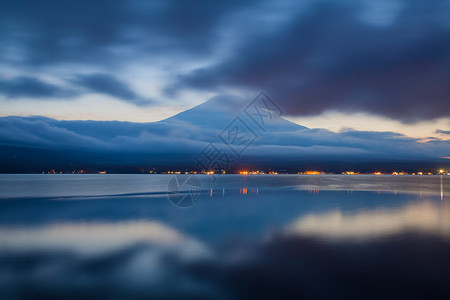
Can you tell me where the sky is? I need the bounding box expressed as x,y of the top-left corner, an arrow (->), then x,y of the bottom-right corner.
0,0 -> 449,140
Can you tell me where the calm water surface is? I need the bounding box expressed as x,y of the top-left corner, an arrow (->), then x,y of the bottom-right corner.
0,174 -> 449,299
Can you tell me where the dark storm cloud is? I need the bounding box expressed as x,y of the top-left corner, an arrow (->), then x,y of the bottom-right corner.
168,0 -> 450,122
0,0 -> 256,104
0,76 -> 74,98
0,0 -> 449,121
70,73 -> 152,105
0,0 -> 256,66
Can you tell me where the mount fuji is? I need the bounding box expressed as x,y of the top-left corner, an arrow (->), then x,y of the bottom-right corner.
0,95 -> 448,172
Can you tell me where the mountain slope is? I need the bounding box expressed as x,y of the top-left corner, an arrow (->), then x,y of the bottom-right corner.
160,94 -> 306,132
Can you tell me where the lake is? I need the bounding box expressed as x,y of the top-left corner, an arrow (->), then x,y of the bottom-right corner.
0,174 -> 449,299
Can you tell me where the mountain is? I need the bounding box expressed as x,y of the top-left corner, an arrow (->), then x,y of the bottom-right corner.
161,95 -> 305,132
0,95 -> 449,173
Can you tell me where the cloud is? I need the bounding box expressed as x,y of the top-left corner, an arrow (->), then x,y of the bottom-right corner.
0,76 -> 74,99
70,73 -> 152,105
0,114 -> 449,173
436,129 -> 450,135
0,0 -> 449,119
0,0 -> 256,105
0,0 -> 256,66
0,73 -> 154,105
166,0 -> 450,122
0,116 -> 111,149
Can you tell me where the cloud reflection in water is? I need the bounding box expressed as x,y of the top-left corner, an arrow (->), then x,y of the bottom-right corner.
1,175 -> 450,299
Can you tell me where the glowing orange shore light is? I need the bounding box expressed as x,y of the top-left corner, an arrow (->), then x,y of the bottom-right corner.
304,171 -> 322,175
